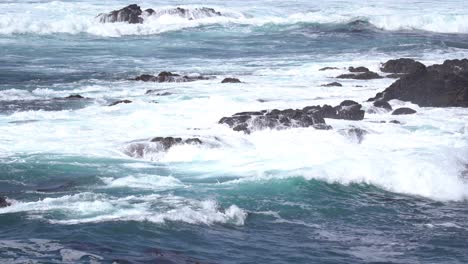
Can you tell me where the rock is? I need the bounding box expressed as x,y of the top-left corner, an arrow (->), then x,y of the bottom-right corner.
319,67 -> 339,71
0,197 -> 10,208
369,59 -> 468,107
221,78 -> 241,83
109,100 -> 132,106
150,137 -> 203,150
133,72 -> 209,83
373,100 -> 392,111
349,66 -> 369,73
98,5 -> 223,24
36,181 -> 74,193
386,73 -> 406,79
381,58 -> 426,74
97,4 -> 143,24
65,94 -> 84,99
321,82 -> 342,87
392,107 -> 417,115
337,71 -> 383,80
389,120 -> 401,124
219,100 -> 365,133
339,127 -> 368,143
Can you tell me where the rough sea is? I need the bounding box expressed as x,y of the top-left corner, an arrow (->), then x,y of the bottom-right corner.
1,0 -> 468,263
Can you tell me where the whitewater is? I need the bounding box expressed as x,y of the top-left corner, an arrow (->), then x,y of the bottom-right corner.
0,0 -> 468,263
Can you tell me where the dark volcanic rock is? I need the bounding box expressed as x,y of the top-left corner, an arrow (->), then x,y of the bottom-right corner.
337,71 -> 383,80
221,77 -> 241,83
373,100 -> 392,111
98,5 -> 223,24
339,71 -> 383,80
349,66 -> 369,73
151,137 -> 203,150
386,73 -> 406,79
319,67 -> 339,71
133,72 -> 209,83
109,100 -> 132,106
392,107 -> 417,115
369,59 -> 468,107
0,197 -> 10,208
97,4 -> 143,24
321,82 -> 342,87
219,100 -> 365,133
65,94 -> 84,99
381,58 -> 426,74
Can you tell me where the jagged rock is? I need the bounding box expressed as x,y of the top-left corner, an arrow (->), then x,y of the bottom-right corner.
369,59 -> 468,107
97,4 -> 143,24
337,71 -> 383,80
150,137 -> 203,150
133,72 -> 209,83
321,82 -> 342,87
373,100 -> 392,111
319,67 -> 339,71
0,197 -> 10,208
221,78 -> 241,83
219,100 -> 364,134
98,5 -> 223,24
109,100 -> 132,106
381,58 -> 426,74
392,108 -> 417,115
349,66 -> 369,73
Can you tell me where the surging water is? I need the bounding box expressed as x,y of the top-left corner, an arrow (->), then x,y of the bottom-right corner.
0,0 -> 468,263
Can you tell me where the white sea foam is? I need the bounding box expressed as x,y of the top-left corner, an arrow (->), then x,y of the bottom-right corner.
0,193 -> 247,226
0,1 -> 467,36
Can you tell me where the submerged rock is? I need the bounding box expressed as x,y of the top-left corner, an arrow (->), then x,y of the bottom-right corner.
369,59 -> 468,107
337,71 -> 383,80
380,58 -> 426,74
0,197 -> 10,208
319,67 -> 339,71
219,100 -> 365,134
151,137 -> 203,150
321,82 -> 342,87
221,77 -> 241,83
339,127 -> 368,143
392,107 -> 417,115
389,120 -> 401,124
109,100 -> 132,106
133,72 -> 209,83
65,94 -> 85,99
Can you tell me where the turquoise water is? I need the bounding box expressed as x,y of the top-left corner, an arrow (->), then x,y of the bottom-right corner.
1,0 -> 468,263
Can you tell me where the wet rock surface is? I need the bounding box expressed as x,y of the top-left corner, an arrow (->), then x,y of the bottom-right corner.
219,100 -> 365,133
0,197 -> 11,208
392,107 -> 417,115
221,78 -> 241,83
369,59 -> 468,107
109,100 -> 132,106
380,58 -> 426,74
337,71 -> 383,80
133,72 -> 210,83
321,82 -> 342,87
98,4 -> 223,24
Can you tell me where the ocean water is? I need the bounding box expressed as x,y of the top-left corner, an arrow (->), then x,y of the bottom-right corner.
1,0 -> 468,263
